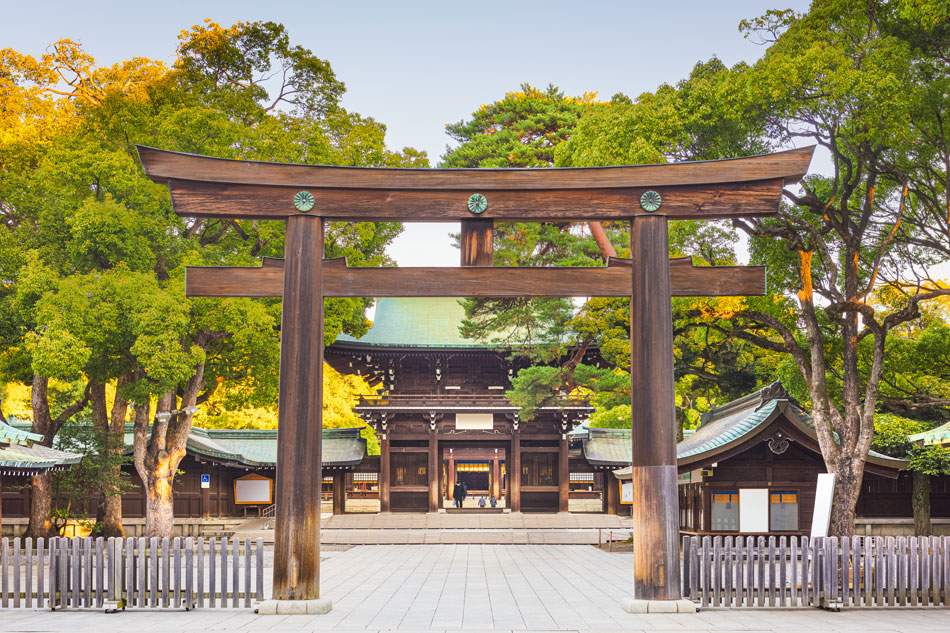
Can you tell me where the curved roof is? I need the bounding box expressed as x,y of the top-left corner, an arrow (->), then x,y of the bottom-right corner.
909,421 -> 950,447
333,297 -> 489,349
0,419 -> 81,474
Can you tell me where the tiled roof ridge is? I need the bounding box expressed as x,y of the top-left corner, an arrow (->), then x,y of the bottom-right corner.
699,381 -> 799,427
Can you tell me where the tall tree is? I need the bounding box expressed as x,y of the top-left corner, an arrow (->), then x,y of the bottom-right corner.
1,21 -> 426,537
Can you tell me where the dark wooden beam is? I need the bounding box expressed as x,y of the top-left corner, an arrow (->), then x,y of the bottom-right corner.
160,178 -> 787,221
184,257 -> 766,298
460,219 -> 493,266
629,215 -> 681,601
272,215 -> 324,601
138,145 -> 813,189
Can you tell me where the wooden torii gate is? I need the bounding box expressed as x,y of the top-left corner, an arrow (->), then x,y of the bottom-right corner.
138,145 -> 812,611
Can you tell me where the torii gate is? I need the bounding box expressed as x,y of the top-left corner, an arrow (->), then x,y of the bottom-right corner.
138,145 -> 812,612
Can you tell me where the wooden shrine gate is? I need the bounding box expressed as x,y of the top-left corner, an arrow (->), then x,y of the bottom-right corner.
138,146 -> 812,608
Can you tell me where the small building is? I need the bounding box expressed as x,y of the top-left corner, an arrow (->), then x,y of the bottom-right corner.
0,420 -> 81,532
1,425 -> 368,536
602,383 -> 949,536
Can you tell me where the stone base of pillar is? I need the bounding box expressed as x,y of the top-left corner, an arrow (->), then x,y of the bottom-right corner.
621,598 -> 696,614
256,598 -> 333,615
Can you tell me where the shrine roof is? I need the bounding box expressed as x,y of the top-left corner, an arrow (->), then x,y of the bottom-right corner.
909,421 -> 950,447
579,382 -> 906,474
7,421 -> 367,470
0,418 -> 82,474
333,297 -> 490,349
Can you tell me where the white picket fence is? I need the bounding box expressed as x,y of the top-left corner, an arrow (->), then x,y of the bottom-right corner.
683,535 -> 950,608
0,536 -> 265,610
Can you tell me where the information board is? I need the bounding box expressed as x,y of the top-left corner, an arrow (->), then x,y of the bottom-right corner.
810,473 -> 835,538
234,474 -> 273,504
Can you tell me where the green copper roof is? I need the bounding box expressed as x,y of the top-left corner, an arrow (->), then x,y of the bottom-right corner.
116,425 -> 365,468
0,419 -> 81,472
909,421 -> 950,447
584,382 -> 905,472
9,421 -> 366,469
0,421 -> 43,445
334,297 -> 488,348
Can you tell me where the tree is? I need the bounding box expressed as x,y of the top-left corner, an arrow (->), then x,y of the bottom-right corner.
1,21 -> 425,537
459,63 -> 776,432
49,421 -> 132,536
871,414 -> 950,535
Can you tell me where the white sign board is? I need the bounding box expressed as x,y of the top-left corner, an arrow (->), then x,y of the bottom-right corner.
810,472 -> 836,538
234,478 -> 272,504
621,481 -> 633,504
455,413 -> 493,430
739,488 -> 769,533
200,474 -> 210,489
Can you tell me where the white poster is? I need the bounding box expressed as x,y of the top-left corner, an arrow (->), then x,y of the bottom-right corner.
739,488 -> 769,533
621,481 -> 633,504
810,473 -> 836,538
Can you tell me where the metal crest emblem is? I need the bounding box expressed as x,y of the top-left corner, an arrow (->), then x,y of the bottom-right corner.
293,190 -> 315,212
640,190 -> 662,212
467,193 -> 488,215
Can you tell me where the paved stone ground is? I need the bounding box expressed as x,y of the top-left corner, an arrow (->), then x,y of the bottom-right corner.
0,545 -> 947,632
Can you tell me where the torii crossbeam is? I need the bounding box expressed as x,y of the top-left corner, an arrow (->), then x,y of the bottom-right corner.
138,145 -> 812,612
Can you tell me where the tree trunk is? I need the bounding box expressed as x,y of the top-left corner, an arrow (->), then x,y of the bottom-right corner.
144,471 -> 176,537
26,375 -> 57,538
912,470 -> 931,536
829,455 -> 865,537
588,221 -> 617,260
134,359 -> 206,538
90,380 -> 125,537
27,474 -> 57,538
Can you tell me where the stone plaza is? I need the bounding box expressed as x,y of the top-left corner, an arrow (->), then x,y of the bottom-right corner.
0,544 -> 947,632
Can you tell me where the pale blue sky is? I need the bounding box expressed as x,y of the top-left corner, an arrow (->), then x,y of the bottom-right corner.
3,0 -> 811,266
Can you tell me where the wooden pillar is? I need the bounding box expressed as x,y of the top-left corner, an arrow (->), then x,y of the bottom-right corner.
492,454 -> 500,499
332,471 -> 345,515
558,434 -> 569,512
605,474 -> 619,515
272,214 -> 324,601
510,430 -> 521,512
447,452 -> 455,500
379,434 -> 391,512
428,434 -> 439,512
460,219 -> 493,266
629,215 -> 680,601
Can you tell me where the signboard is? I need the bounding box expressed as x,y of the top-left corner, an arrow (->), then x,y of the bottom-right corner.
200,474 -> 210,489
455,413 -> 493,430
234,473 -> 273,505
738,488 -> 769,533
810,473 -> 835,538
620,481 -> 633,505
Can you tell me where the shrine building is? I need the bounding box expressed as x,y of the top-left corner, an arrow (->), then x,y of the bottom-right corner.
325,295 -> 600,513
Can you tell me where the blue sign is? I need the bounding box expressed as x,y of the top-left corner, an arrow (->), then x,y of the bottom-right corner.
200,474 -> 211,489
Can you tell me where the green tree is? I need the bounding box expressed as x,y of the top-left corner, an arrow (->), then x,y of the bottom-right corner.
1,20 -> 425,537
871,414 -> 950,535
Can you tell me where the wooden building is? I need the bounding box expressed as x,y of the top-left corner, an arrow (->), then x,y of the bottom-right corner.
326,296 -> 596,513
1,425 -> 368,534
602,383 -> 950,535
0,420 -> 80,532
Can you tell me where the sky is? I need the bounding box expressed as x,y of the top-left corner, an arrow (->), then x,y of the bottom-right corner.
2,0 -> 813,267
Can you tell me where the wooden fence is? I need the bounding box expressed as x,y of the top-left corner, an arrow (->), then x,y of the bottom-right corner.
0,536 -> 265,610
683,535 -> 950,608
